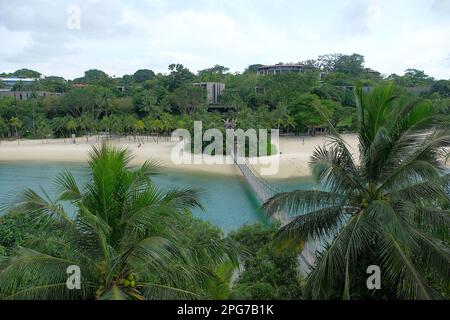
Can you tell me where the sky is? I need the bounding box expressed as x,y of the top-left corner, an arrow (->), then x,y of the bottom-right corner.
0,0 -> 449,80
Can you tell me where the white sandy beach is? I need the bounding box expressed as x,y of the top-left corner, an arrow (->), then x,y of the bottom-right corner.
0,134 -> 360,179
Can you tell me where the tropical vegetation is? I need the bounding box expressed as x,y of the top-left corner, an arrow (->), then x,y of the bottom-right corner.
264,85 -> 450,299
0,143 -> 237,299
1,54 -> 449,143
0,55 -> 449,300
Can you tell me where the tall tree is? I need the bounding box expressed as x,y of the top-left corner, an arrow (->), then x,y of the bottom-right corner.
12,68 -> 41,78
431,80 -> 450,97
288,93 -> 334,135
171,85 -> 206,116
197,65 -> 230,82
317,53 -> 365,75
0,143 -> 235,300
404,69 -> 434,86
8,117 -> 23,144
36,120 -> 53,143
264,85 -> 450,299
133,69 -> 156,83
0,117 -> 8,139
166,64 -> 194,91
60,88 -> 96,117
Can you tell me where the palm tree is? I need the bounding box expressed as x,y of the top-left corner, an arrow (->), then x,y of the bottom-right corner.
124,115 -> 137,141
151,119 -> 164,143
110,115 -> 125,141
51,117 -> 67,141
100,116 -> 113,139
36,120 -> 52,144
0,143 -> 235,300
264,85 -> 450,299
66,117 -> 77,143
8,117 -> 23,145
77,113 -> 95,142
135,120 -> 145,143
272,103 -> 295,131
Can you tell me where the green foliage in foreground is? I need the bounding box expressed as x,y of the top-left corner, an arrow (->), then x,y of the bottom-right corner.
0,211 -> 305,300
0,212 -> 36,252
264,84 -> 450,299
229,224 -> 303,300
0,143 -> 237,300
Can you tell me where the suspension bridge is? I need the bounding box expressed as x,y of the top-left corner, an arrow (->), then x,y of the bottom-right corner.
231,150 -> 315,271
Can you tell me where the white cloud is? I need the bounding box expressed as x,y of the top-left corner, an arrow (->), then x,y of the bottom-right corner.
0,26 -> 33,62
367,4 -> 382,30
432,0 -> 450,16
0,0 -> 448,79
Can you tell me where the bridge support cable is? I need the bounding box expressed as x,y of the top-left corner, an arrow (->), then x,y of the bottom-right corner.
231,149 -> 315,270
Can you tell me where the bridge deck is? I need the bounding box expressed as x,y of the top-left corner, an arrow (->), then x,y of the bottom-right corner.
232,154 -> 315,270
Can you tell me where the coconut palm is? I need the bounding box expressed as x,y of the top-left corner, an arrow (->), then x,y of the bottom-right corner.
264,85 -> 450,299
135,120 -> 145,143
36,120 -> 53,144
50,117 -> 67,141
8,117 -> 23,144
77,113 -> 96,142
0,143 -> 235,300
66,117 -> 77,142
124,115 -> 138,141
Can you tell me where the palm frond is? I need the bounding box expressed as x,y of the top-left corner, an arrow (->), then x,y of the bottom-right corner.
305,212 -> 374,299
55,171 -> 83,202
409,227 -> 450,287
311,145 -> 364,195
263,189 -> 343,218
377,234 -> 436,299
0,247 -> 95,300
99,285 -> 130,300
162,188 -> 204,211
275,205 -> 346,243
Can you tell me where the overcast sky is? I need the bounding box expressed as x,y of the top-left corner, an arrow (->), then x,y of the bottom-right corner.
1,0 -> 449,80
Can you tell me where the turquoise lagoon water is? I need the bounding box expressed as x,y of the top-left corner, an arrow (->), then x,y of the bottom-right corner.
0,161 -> 312,233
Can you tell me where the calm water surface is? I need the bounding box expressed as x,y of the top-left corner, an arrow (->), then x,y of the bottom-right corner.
0,161 -> 312,233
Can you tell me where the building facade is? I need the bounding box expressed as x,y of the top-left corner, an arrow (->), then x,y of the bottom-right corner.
257,64 -> 305,75
0,90 -> 63,100
193,82 -> 225,104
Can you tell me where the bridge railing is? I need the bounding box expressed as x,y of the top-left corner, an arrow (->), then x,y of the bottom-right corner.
231,149 -> 315,270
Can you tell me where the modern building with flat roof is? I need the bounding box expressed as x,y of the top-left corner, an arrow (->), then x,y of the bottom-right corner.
257,64 -> 305,75
0,77 -> 36,88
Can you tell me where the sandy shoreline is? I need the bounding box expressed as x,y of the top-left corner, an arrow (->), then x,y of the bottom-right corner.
0,134 -> 360,179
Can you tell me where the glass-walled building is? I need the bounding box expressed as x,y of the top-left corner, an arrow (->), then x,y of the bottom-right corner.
257,64 -> 305,75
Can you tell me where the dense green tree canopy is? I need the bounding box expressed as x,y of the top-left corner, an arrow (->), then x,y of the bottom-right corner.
431,80 -> 450,98
229,224 -> 303,300
133,69 -> 156,83
11,68 -> 41,78
0,53 -> 447,143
